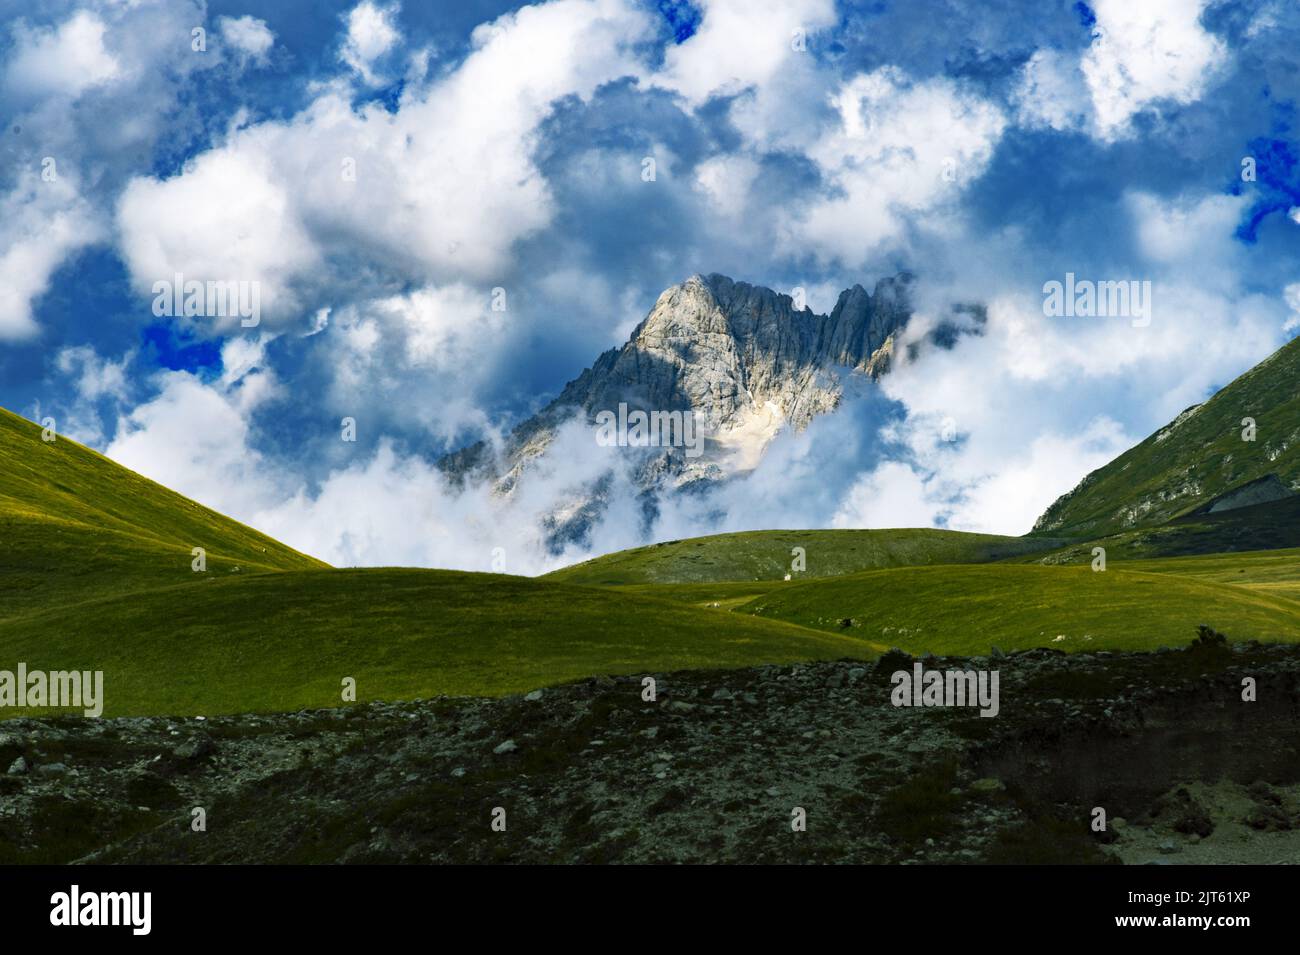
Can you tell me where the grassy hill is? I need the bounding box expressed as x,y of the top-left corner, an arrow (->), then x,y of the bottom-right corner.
0,569 -> 881,717
544,527 -> 1069,586
0,408 -> 325,617
1114,548 -> 1300,602
0,406 -> 890,718
5,394 -> 1300,722
1033,334 -> 1300,538
1027,495 -> 1300,566
735,563 -> 1300,655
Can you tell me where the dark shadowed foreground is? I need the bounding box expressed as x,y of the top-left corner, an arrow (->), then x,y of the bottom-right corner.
3,641 -> 1299,865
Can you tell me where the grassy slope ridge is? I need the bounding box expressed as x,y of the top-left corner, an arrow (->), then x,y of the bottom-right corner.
544,527 -> 1069,586
1027,496 -> 1300,566
1115,548 -> 1300,602
1034,334 -> 1300,538
735,563 -> 1300,655
0,407 -> 326,616
0,569 -> 881,717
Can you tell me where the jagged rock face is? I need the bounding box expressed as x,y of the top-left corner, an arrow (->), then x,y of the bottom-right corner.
554,272 -> 910,436
440,272 -> 917,549
1194,474 -> 1295,516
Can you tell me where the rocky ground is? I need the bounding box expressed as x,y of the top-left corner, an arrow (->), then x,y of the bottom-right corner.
1,639 -> 1299,864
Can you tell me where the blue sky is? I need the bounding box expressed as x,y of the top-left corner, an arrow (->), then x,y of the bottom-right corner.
2,0 -> 1299,571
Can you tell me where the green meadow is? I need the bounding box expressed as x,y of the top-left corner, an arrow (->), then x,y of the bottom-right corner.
544,527 -> 1068,586
0,569 -> 882,717
3,404 -> 1300,718
734,563 -> 1300,654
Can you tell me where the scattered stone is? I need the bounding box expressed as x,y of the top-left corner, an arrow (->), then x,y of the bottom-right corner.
1,642 -> 1297,864
173,736 -> 216,761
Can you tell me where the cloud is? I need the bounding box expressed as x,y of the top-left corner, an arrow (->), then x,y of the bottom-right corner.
832,461 -> 939,529
55,345 -> 130,402
3,10 -> 121,100
12,0 -> 1300,574
114,0 -> 655,328
249,421 -> 635,573
116,142 -> 322,325
656,0 -> 835,105
1082,0 -> 1228,140
104,338 -> 286,519
840,187 -> 1289,535
0,172 -> 103,340
1128,191 -> 1248,294
340,1 -> 401,83
1286,285 -> 1300,333
784,68 -> 1007,266
0,0 -> 221,338
693,154 -> 762,220
43,345 -> 133,445
315,284 -> 511,442
1013,48 -> 1091,132
219,15 -> 275,66
98,337 -> 619,573
1016,0 -> 1229,142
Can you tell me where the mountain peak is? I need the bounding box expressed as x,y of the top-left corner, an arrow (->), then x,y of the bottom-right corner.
442,271 -> 922,550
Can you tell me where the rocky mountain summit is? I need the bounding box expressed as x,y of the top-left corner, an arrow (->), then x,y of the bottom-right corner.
442,271 -> 979,549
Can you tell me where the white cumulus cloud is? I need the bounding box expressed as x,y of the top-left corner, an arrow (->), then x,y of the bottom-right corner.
219,15 -> 275,65
784,68 -> 1007,267
340,1 -> 401,82
4,10 -> 122,99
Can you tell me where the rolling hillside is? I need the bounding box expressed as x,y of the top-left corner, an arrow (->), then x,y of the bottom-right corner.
736,563 -> 1300,655
0,569 -> 881,717
1113,548 -> 1300,602
0,407 -> 326,617
544,527 -> 1068,586
4,392 -> 1300,722
1034,334 -> 1300,538
0,405 -> 891,718
1026,495 -> 1300,566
